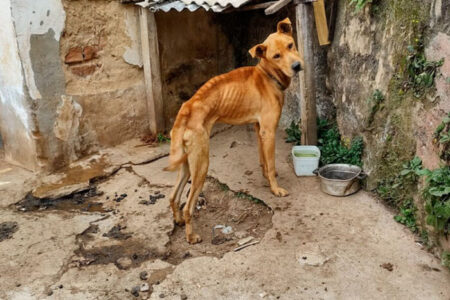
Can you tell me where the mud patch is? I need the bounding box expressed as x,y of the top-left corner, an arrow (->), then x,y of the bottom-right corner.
165,178 -> 273,264
103,224 -> 132,240
74,225 -> 168,270
0,222 -> 19,242
16,186 -> 107,213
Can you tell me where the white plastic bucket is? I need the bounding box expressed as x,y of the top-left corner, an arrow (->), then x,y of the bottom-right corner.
292,145 -> 321,176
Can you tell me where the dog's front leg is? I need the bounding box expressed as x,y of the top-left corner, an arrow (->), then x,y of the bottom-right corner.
254,123 -> 267,177
259,127 -> 289,197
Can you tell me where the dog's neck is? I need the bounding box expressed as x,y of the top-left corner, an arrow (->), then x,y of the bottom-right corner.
257,61 -> 291,91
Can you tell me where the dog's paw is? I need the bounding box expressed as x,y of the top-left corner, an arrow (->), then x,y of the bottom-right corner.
272,187 -> 289,197
186,233 -> 202,244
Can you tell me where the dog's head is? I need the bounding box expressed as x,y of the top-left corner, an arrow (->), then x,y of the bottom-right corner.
249,18 -> 303,78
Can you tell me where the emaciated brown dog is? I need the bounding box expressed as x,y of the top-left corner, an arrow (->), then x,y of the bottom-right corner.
165,18 -> 303,244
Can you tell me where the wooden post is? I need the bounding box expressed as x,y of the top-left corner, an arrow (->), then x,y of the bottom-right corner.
295,1 -> 317,145
140,8 -> 164,135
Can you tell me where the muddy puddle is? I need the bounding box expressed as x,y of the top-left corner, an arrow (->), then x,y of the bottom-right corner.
0,221 -> 19,242
16,186 -> 109,213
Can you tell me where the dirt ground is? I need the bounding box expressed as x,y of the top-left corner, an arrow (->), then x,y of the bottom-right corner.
0,125 -> 449,300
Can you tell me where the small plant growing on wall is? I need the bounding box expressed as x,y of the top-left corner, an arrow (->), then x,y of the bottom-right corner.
404,44 -> 444,98
366,89 -> 385,126
434,113 -> 450,163
349,0 -> 372,11
421,166 -> 450,237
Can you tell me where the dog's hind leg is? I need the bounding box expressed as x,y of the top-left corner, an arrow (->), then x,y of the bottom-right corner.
169,161 -> 190,225
183,129 -> 209,244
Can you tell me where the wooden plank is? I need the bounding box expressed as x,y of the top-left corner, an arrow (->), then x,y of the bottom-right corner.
264,0 -> 292,15
139,8 -> 164,134
295,3 -> 317,145
312,0 -> 330,46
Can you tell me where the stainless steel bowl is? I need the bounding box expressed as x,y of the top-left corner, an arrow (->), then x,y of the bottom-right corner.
313,164 -> 366,197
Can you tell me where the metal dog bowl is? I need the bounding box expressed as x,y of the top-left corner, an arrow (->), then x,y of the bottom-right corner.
313,164 -> 366,197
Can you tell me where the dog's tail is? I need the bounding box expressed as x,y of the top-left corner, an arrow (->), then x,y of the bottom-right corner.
164,105 -> 189,171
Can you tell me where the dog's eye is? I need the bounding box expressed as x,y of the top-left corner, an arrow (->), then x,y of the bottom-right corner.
288,43 -> 293,49
273,54 -> 281,59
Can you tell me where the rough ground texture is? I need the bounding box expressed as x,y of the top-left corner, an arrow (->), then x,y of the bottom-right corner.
0,126 -> 449,300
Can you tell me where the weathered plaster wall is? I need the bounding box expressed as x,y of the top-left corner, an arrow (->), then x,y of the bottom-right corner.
1,0 -> 149,172
328,0 -> 449,250
0,0 -> 38,170
60,0 -> 148,147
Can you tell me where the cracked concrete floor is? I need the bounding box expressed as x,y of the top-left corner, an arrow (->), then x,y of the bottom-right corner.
0,125 -> 449,300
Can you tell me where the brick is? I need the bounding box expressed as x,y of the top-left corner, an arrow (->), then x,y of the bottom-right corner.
65,47 -> 83,64
71,64 -> 97,77
83,46 -> 97,61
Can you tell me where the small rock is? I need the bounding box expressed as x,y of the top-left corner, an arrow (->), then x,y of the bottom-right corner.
140,271 -> 148,280
181,294 -> 188,300
47,290 -> 53,296
380,263 -> 394,272
259,292 -> 267,298
116,257 -> 133,269
131,286 -> 140,297
159,294 -> 165,298
238,236 -> 254,246
230,141 -> 237,148
245,170 -> 253,176
140,283 -> 150,292
58,285 -> 63,289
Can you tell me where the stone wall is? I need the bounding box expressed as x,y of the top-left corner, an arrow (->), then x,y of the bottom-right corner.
327,0 -> 449,250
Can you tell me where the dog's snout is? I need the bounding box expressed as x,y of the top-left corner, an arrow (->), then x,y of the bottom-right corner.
291,61 -> 302,73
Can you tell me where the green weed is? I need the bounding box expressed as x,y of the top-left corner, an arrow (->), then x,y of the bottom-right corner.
442,251 -> 450,269
434,113 -> 450,162
421,166 -> 450,236
285,121 -> 302,145
157,133 -> 170,143
349,0 -> 372,11
367,89 -> 385,126
317,119 -> 364,167
394,199 -> 418,233
404,44 -> 444,98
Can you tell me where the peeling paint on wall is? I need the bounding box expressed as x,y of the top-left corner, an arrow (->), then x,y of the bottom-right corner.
11,0 -> 66,100
0,0 -> 38,170
123,8 -> 143,67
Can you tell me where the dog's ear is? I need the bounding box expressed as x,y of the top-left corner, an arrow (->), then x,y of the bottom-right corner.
249,44 -> 267,58
277,18 -> 292,35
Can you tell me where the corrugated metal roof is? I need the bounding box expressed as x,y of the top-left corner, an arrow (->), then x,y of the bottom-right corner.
137,0 -> 251,12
